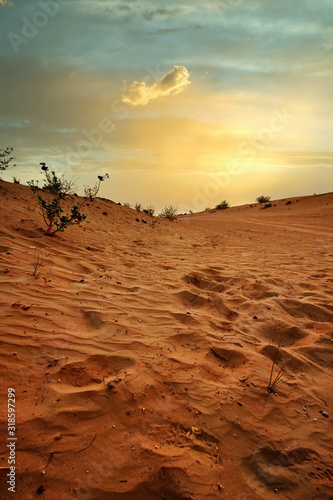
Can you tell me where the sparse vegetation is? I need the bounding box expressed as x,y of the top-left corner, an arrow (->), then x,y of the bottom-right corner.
261,202 -> 272,209
0,147 -> 16,171
267,346 -> 285,393
134,202 -> 142,212
12,176 -> 20,184
28,163 -> 87,236
142,205 -> 155,216
215,200 -> 229,210
123,202 -> 131,208
256,195 -> 271,203
159,205 -> 177,221
84,173 -> 109,201
32,250 -> 43,277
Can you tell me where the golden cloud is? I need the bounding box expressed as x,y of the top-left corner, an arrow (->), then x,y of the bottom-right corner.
122,65 -> 190,106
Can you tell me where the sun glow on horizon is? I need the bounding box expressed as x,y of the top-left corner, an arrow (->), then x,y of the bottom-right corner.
0,1 -> 332,207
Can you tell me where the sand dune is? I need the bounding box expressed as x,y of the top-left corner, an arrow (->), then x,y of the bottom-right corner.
0,181 -> 332,499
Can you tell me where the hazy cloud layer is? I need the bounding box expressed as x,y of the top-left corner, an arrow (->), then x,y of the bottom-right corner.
0,0 -> 332,207
122,65 -> 190,106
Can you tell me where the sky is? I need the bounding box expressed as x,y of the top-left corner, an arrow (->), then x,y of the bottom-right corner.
0,0 -> 332,212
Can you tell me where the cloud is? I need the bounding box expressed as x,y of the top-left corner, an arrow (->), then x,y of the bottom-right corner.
143,6 -> 184,21
0,0 -> 12,4
122,65 -> 191,106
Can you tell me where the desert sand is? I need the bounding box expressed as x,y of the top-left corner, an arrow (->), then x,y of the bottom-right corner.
0,180 -> 332,500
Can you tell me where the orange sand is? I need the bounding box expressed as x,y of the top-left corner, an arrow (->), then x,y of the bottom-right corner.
0,180 -> 332,500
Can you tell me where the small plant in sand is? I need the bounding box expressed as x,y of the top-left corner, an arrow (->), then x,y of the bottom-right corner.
32,250 -> 43,277
143,205 -> 155,216
159,205 -> 178,221
267,345 -> 285,393
28,163 -> 87,236
83,173 -> 109,201
215,200 -> 229,210
256,195 -> 271,203
0,147 -> 16,171
123,202 -> 131,208
134,202 -> 142,212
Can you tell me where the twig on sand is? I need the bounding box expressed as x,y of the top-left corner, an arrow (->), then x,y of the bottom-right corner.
189,292 -> 201,304
76,434 -> 97,454
43,450 -> 62,473
216,442 -> 223,465
124,374 -> 139,384
45,451 -> 55,469
210,347 -> 227,363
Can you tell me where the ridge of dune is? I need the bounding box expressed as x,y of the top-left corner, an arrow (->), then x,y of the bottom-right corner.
0,180 -> 332,500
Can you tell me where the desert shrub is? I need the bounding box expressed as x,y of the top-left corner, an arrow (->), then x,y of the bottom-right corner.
28,163 -> 87,236
0,147 -> 16,171
215,200 -> 229,210
142,205 -> 155,216
123,202 -> 131,208
256,195 -> 271,203
32,250 -> 43,277
84,173 -> 109,201
267,346 -> 285,393
12,176 -> 20,184
134,202 -> 142,212
159,205 -> 177,221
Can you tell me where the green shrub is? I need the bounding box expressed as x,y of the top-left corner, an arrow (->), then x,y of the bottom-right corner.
143,205 -> 155,216
256,195 -> 271,203
0,147 -> 16,171
215,200 -> 229,210
84,173 -> 109,201
159,205 -> 177,221
28,163 -> 87,236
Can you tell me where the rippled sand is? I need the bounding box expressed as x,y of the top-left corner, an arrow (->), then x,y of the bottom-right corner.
0,180 -> 332,500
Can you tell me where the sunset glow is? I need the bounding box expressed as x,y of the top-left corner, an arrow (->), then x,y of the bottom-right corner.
1,0 -> 332,211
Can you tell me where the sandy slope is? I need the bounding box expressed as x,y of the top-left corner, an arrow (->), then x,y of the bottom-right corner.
0,180 -> 332,500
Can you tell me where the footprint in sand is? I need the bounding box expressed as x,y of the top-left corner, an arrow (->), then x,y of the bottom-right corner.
51,354 -> 135,392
